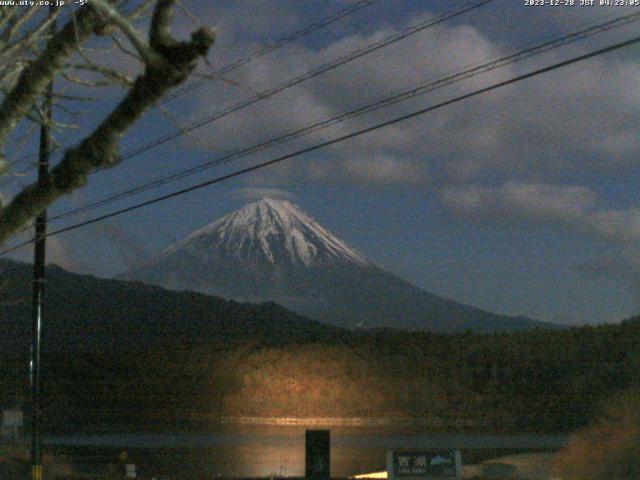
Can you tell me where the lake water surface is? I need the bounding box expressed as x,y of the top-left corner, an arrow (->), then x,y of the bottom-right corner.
46,425 -> 567,478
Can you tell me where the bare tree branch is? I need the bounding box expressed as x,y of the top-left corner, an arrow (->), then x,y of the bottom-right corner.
126,0 -> 157,21
0,6 -> 38,48
67,62 -> 134,88
0,0 -> 214,244
0,7 -> 102,160
90,0 -> 160,65
150,0 -> 177,50
110,32 -> 142,61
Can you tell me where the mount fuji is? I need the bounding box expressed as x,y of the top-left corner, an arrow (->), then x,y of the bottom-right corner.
121,198 -> 557,332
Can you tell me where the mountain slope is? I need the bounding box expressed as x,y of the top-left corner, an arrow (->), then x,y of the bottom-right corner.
122,198 -> 558,332
0,259 -> 352,355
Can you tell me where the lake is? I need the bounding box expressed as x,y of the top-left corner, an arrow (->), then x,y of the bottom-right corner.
45,425 -> 567,478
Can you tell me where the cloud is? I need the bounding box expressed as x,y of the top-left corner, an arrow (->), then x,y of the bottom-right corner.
212,1 -> 299,42
442,182 -> 596,222
577,248 -> 640,302
589,210 -> 640,245
2,227 -> 88,274
180,7 -> 640,188
47,236 -> 89,273
578,249 -> 640,283
442,181 -> 640,246
230,187 -> 298,202
443,181 -> 640,296
3,219 -> 150,276
337,155 -> 428,185
90,221 -> 150,269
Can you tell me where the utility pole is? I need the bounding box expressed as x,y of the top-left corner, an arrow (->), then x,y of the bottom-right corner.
30,9 -> 55,480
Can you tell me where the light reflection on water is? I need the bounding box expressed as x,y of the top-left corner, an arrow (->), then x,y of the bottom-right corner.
46,425 -> 567,478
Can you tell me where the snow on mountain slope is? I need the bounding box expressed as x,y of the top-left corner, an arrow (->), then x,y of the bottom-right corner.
162,198 -> 370,268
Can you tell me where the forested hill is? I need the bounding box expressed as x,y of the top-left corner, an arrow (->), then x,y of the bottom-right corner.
0,259 -> 353,354
0,314 -> 636,435
1,259 -> 638,435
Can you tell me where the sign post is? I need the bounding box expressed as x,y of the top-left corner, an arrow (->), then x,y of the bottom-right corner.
305,429 -> 330,480
387,450 -> 462,480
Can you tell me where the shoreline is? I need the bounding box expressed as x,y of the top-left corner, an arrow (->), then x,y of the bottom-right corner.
218,416 -> 489,427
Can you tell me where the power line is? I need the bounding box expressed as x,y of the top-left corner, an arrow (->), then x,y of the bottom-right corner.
162,0 -> 380,104
47,10 -> 640,223
114,0 -> 496,163
1,0 -> 493,216
2,33 -> 638,256
1,1 -> 376,185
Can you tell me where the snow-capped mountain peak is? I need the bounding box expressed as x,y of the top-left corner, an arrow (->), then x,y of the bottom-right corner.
122,197 -> 551,332
164,198 -> 370,268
